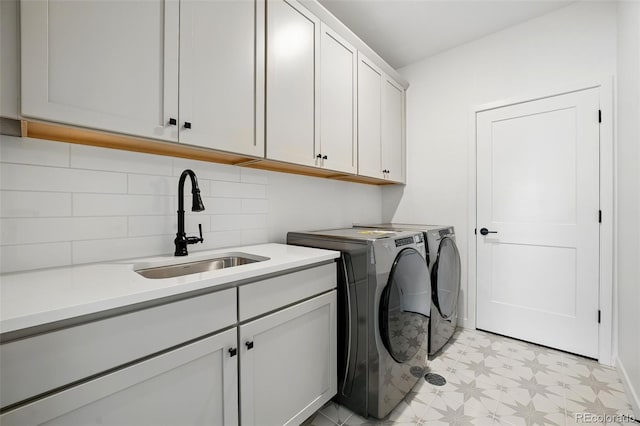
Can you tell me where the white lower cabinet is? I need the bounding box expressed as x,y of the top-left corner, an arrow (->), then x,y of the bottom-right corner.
0,329 -> 238,426
0,264 -> 337,426
240,291 -> 337,426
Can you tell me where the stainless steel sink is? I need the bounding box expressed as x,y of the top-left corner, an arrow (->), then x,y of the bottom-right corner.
135,254 -> 268,279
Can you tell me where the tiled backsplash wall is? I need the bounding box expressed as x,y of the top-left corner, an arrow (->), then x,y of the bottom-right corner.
0,135 -> 382,273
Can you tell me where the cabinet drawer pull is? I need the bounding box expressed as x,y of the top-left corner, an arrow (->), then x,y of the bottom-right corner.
245,341 -> 254,350
184,121 -> 192,129
228,347 -> 237,357
168,118 -> 177,126
322,155 -> 328,160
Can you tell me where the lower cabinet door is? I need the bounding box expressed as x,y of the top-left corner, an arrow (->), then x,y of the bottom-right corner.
0,329 -> 238,426
240,291 -> 337,426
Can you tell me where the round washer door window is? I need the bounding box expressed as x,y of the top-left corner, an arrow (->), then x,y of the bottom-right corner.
380,247 -> 431,363
431,237 -> 461,320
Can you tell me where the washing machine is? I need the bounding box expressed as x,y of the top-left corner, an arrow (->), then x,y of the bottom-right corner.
355,224 -> 461,356
287,228 -> 431,419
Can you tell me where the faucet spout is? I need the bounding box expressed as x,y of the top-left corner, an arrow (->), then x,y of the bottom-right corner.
175,169 -> 205,256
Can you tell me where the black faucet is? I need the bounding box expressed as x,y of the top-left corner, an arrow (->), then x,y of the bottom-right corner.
175,169 -> 205,256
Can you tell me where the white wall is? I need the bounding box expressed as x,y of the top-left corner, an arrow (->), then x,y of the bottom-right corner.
0,136 -> 382,273
616,1 -> 640,417
382,1 -> 618,328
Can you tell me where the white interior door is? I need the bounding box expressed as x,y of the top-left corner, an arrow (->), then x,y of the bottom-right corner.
476,88 -> 600,358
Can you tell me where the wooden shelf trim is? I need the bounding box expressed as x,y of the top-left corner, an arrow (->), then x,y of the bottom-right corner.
18,120 -> 399,186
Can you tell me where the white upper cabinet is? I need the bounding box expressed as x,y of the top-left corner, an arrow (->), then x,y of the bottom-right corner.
357,52 -> 405,183
319,23 -> 357,174
21,0 -> 180,142
357,53 -> 383,179
266,0 -> 320,167
178,0 -> 264,157
381,76 -> 405,183
21,0 -> 264,157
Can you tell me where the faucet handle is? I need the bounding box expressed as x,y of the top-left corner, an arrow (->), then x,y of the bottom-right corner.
186,224 -> 204,245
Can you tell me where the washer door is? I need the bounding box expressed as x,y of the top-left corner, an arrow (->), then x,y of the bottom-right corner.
431,236 -> 461,320
379,247 -> 431,363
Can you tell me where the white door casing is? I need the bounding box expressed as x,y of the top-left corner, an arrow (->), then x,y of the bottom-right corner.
476,88 -> 600,358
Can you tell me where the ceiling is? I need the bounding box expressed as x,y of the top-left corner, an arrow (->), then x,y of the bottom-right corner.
317,0 -> 575,69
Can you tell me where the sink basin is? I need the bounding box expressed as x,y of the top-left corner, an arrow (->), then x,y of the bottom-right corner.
135,253 -> 269,279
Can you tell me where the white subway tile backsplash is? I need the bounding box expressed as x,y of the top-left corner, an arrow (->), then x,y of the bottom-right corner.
211,181 -> 266,199
0,217 -> 127,245
197,230 -> 243,251
241,199 -> 268,214
0,135 -> 70,167
205,197 -> 243,214
0,135 -> 383,274
1,164 -> 127,193
172,158 -> 240,182
72,235 -> 172,264
240,168 -> 269,185
1,191 -> 72,217
127,215 -> 210,237
70,144 -> 173,176
211,214 -> 267,231
1,242 -> 72,273
127,174 -> 210,196
73,194 -> 175,216
241,228 -> 269,246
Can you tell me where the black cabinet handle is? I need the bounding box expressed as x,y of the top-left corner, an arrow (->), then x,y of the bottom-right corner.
480,228 -> 498,236
316,154 -> 322,159
322,155 -> 328,160
228,347 -> 237,357
168,118 -> 177,126
184,122 -> 192,129
245,341 -> 254,350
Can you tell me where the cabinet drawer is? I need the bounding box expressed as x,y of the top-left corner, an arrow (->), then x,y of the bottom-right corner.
1,329 -> 238,426
239,263 -> 336,321
0,288 -> 236,409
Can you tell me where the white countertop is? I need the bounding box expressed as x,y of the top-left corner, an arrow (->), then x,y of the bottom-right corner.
0,243 -> 339,334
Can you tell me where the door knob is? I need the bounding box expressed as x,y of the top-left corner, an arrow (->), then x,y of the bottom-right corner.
480,228 -> 498,236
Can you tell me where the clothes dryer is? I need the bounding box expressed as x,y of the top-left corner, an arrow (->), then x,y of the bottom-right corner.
287,228 -> 431,419
355,224 -> 461,356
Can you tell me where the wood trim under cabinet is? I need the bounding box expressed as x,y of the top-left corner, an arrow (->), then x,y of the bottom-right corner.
16,119 -> 399,186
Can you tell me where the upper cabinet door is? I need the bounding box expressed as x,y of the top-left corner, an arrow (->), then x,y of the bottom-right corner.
319,23 -> 357,174
357,53 -> 383,179
20,0 -> 179,142
381,77 -> 405,183
266,0 -> 320,167
179,0 -> 264,157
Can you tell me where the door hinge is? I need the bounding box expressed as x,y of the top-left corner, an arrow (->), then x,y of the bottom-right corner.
598,110 -> 602,123
599,210 -> 602,223
598,310 -> 601,324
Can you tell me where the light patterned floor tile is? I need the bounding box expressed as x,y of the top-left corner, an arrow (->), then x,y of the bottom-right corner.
305,329 -> 634,426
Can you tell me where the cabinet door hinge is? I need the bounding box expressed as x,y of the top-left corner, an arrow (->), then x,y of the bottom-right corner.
599,210 -> 602,223
598,310 -> 601,324
598,110 -> 602,123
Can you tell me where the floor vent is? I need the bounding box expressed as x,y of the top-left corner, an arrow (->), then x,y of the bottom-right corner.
424,373 -> 446,386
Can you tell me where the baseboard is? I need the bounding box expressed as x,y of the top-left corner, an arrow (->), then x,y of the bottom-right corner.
616,357 -> 640,418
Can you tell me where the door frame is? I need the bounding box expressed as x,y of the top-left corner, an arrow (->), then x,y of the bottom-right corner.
466,77 -> 614,365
